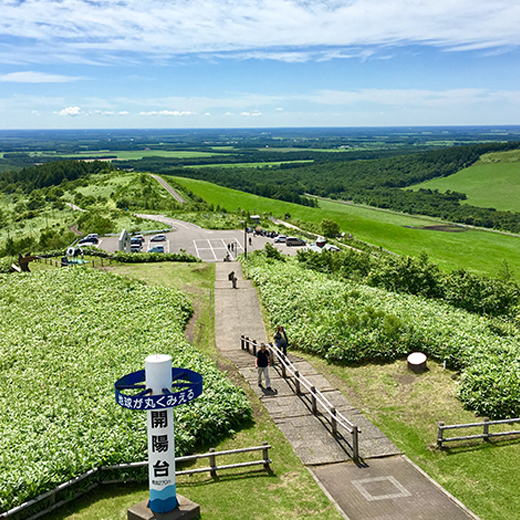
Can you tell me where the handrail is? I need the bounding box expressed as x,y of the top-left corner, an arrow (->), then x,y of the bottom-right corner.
241,335 -> 360,461
437,417 -> 520,447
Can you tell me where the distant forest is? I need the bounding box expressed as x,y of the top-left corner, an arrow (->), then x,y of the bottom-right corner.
163,141 -> 520,233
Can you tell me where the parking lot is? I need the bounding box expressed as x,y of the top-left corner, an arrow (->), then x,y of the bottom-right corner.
97,216 -> 304,262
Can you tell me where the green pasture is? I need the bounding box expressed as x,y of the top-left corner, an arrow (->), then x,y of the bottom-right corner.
411,149 -> 520,212
169,176 -> 520,278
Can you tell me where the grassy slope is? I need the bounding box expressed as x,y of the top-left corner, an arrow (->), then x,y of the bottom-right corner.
46,262 -> 343,520
410,149 -> 520,212
170,175 -> 520,278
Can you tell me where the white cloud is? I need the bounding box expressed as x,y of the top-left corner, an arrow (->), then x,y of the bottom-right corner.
57,106 -> 82,116
118,111 -> 129,115
0,71 -> 85,82
139,110 -> 196,116
2,0 -> 520,65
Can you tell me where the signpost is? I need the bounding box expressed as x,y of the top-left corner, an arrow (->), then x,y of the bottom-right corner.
115,355 -> 203,519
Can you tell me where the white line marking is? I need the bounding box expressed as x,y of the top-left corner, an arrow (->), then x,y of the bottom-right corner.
352,476 -> 411,501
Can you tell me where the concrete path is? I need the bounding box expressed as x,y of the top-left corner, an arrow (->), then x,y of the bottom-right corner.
214,262 -> 481,520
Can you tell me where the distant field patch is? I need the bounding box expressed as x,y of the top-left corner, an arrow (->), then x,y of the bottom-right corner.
410,150 -> 520,212
30,150 -> 227,160
185,160 -> 313,168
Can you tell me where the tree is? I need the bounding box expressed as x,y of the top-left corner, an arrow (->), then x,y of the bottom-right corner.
321,218 -> 340,238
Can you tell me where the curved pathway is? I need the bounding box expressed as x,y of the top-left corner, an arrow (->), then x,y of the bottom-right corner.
214,262 -> 481,520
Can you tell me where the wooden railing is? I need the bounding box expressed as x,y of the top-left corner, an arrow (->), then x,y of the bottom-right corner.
437,417 -> 520,447
34,255 -> 110,269
241,335 -> 360,461
1,443 -> 271,520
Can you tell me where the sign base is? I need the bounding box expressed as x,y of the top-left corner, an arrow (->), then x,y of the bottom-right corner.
128,495 -> 200,520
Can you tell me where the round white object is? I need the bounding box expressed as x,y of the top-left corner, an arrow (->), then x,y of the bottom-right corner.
408,352 -> 427,364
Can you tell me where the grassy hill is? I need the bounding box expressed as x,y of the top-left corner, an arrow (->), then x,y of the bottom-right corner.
170,175 -> 520,279
410,149 -> 520,213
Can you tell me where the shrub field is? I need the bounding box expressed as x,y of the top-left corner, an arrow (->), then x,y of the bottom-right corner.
0,269 -> 251,512
243,253 -> 520,420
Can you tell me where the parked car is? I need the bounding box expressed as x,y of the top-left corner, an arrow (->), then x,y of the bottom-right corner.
78,237 -> 98,246
131,237 -> 143,245
286,237 -> 306,246
274,235 -> 287,243
147,245 -> 165,253
150,234 -> 166,242
132,234 -> 145,243
130,244 -> 142,253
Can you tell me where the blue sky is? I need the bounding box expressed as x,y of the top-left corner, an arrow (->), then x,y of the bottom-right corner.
1,0 -> 520,129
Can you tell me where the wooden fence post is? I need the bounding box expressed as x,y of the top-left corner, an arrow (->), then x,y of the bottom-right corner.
262,442 -> 270,471
311,386 -> 317,414
331,408 -> 337,436
241,336 -> 245,350
294,370 -> 301,395
246,337 -> 250,353
209,447 -> 217,477
483,417 -> 490,441
253,341 -> 257,356
437,422 -> 444,448
270,343 -> 276,366
281,361 -> 286,378
353,426 -> 359,462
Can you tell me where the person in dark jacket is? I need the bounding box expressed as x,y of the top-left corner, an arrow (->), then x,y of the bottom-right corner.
274,326 -> 288,356
256,344 -> 272,390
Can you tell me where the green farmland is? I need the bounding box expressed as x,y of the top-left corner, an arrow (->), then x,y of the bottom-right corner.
30,150 -> 227,160
170,175 -> 520,278
411,149 -> 520,213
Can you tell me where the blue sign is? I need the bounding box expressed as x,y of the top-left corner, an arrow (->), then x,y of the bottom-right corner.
115,367 -> 203,411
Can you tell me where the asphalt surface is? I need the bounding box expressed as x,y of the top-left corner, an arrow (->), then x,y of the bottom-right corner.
98,215 -> 304,261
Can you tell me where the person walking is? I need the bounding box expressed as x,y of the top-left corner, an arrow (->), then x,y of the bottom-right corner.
274,326 -> 288,356
256,344 -> 272,390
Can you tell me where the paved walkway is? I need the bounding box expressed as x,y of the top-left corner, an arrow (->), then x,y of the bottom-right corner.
214,262 -> 481,520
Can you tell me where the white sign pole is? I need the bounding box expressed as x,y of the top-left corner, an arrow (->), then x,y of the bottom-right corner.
145,354 -> 178,513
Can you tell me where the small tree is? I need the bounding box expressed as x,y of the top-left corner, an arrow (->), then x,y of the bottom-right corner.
321,218 -> 340,238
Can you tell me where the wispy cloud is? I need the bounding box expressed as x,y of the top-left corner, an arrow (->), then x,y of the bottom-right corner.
0,71 -> 86,82
1,0 -> 520,65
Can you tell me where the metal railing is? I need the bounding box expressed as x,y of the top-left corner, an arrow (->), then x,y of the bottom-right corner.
1,443 -> 271,520
241,335 -> 360,461
437,417 -> 520,447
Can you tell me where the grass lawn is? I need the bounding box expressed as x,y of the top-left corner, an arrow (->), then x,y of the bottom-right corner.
410,149 -> 520,213
169,175 -> 520,278
43,262 -> 343,520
